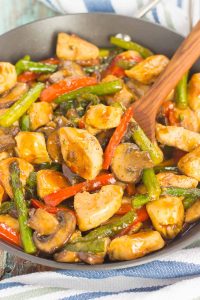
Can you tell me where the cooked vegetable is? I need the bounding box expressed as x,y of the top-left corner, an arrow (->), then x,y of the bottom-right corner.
0,83 -> 28,108
25,171 -> 37,199
0,157 -> 33,198
36,169 -> 69,199
15,58 -> 57,75
0,222 -> 20,246
178,146 -> 200,181
131,119 -> 163,165
0,134 -> 15,152
142,168 -> 161,201
33,210 -> 76,254
55,80 -> 123,104
111,143 -> 153,182
15,131 -> 50,164
20,115 -> 30,131
59,127 -> 103,179
154,166 -> 179,174
156,123 -> 200,152
146,196 -> 184,239
10,161 -> 36,253
175,73 -> 188,109
163,186 -> 200,198
74,185 -> 123,231
108,231 -> 165,261
110,36 -> 153,58
56,33 -> 99,60
103,105 -> 134,170
17,71 -> 37,83
44,173 -> 115,206
188,73 -> 200,111
28,102 -> 53,130
84,104 -> 123,130
156,172 -> 198,188
0,83 -> 44,127
28,208 -> 59,235
0,201 -> 15,215
185,200 -> 200,223
0,62 -> 17,94
132,194 -> 150,208
40,77 -> 97,102
31,199 -> 74,215
125,55 -> 169,84
183,196 -> 197,210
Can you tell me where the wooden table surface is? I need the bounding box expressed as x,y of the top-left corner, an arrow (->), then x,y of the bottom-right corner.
0,0 -> 58,279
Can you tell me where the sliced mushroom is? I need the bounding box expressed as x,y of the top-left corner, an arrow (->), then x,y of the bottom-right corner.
0,62 -> 17,95
33,211 -> 76,254
47,131 -> 63,163
0,134 -> 15,152
59,60 -> 85,77
74,185 -> 123,231
185,199 -> 200,223
108,231 -> 165,261
0,83 -> 28,108
28,208 -> 59,235
111,143 -> 153,183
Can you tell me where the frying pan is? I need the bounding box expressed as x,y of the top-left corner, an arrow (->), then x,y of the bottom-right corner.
0,13 -> 200,270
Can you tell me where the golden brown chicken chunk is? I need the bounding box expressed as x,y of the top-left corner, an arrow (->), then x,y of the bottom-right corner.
178,146 -> 200,181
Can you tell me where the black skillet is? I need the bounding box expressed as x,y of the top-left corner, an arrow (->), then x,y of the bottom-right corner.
0,13 -> 199,270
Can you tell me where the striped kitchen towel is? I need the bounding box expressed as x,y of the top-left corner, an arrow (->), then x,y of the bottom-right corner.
39,0 -> 200,35
1,0 -> 200,299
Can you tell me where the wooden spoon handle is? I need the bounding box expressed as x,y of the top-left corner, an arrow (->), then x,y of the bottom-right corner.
134,20 -> 200,116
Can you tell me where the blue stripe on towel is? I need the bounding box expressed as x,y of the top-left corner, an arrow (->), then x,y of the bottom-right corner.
0,282 -> 25,290
83,0 -> 115,12
152,7 -> 160,23
177,0 -> 183,8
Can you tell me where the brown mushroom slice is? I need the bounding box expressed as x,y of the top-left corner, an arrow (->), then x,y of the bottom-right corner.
33,211 -> 76,254
0,83 -> 28,108
28,208 -> 59,236
108,231 -> 165,261
0,134 -> 15,152
111,143 -> 153,183
185,199 -> 200,223
47,131 -> 63,163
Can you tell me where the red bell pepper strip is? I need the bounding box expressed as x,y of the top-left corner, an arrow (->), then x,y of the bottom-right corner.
103,104 -> 134,170
40,57 -> 60,65
18,71 -> 38,83
0,223 -> 21,247
115,203 -> 132,215
31,199 -> 75,215
40,77 -> 97,102
114,206 -> 149,237
44,173 -> 116,207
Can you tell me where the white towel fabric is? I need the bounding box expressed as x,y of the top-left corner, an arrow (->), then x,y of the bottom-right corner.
1,0 -> 200,299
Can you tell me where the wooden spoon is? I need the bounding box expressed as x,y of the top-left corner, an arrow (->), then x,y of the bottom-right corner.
132,21 -> 200,141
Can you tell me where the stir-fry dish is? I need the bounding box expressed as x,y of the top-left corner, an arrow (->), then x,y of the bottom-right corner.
0,33 -> 200,265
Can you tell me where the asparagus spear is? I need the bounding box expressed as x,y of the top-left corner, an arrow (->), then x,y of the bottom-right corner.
183,196 -> 198,209
0,82 -> 44,127
55,80 -> 123,104
163,187 -> 200,198
131,119 -> 163,165
154,166 -> 179,174
74,211 -> 136,243
10,161 -> 36,254
15,59 -> 57,75
142,168 -> 161,201
20,114 -> 30,131
132,194 -> 150,208
110,36 -> 153,58
175,72 -> 188,109
25,171 -> 37,199
0,201 -> 15,214
64,237 -> 109,254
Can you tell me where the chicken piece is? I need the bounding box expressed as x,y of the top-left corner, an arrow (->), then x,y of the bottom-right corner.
108,231 -> 165,261
15,132 -> 50,164
47,131 -> 63,163
28,208 -> 59,235
178,146 -> 200,181
156,172 -> 198,188
37,169 -> 69,198
173,107 -> 200,132
185,199 -> 200,223
146,196 -> 184,239
56,33 -> 99,61
28,102 -> 53,130
188,73 -> 200,111
156,123 -> 200,152
125,55 -> 169,84
0,214 -> 19,232
74,185 -> 123,231
84,104 -> 122,130
0,157 -> 33,198
58,127 -> 103,180
103,75 -> 135,107
0,62 -> 17,95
